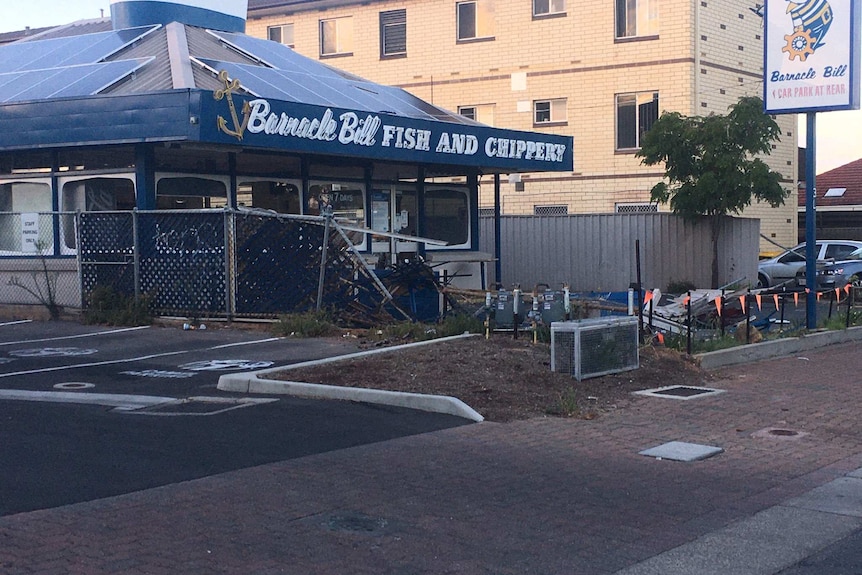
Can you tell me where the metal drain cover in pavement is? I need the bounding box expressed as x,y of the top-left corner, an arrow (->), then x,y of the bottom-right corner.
634,385 -> 725,400
639,441 -> 724,462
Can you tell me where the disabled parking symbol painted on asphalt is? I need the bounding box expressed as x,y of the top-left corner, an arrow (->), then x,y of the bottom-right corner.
178,360 -> 274,371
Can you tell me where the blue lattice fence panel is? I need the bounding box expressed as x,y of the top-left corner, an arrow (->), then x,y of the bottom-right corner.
136,211 -> 227,316
78,211 -> 135,307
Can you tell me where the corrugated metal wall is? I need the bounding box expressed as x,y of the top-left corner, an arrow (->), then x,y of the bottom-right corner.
479,214 -> 759,291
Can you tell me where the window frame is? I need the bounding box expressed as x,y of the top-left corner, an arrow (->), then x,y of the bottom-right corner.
456,0 -> 495,42
615,0 -> 659,41
0,178 -> 55,256
615,91 -> 659,151
458,103 -> 495,125
267,23 -> 295,47
533,98 -> 567,126
533,0 -> 566,18
379,9 -> 407,58
423,185 -> 471,250
319,16 -> 354,58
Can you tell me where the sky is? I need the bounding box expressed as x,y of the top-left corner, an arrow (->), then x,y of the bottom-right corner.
2,0 -> 862,174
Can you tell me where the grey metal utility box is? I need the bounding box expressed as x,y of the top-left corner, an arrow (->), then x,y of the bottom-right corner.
550,316 -> 639,380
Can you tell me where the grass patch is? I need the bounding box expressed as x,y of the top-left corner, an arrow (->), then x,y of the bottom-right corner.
272,310 -> 339,337
83,286 -> 152,326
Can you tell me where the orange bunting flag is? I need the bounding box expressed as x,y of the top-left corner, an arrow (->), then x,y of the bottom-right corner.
773,293 -> 780,310
657,332 -> 665,345
643,290 -> 654,305
836,288 -> 841,300
714,297 -> 722,316
816,291 -> 822,301
739,295 -> 746,313
846,284 -> 852,295
682,295 -> 691,306
755,293 -> 762,311
794,292 -> 799,306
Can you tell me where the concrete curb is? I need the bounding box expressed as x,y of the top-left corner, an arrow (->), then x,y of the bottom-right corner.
696,325 -> 862,370
217,333 -> 484,422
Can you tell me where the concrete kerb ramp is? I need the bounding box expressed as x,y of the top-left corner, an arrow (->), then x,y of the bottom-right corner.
696,325 -> 862,370
217,333 -> 484,422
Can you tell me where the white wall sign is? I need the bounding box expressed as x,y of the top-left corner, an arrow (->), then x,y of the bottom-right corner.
20,212 -> 39,253
764,0 -> 860,113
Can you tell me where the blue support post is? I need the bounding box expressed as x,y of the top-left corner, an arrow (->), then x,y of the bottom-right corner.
805,113 -> 817,329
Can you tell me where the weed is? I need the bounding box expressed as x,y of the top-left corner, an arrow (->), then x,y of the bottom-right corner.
272,310 -> 339,337
84,285 -> 152,326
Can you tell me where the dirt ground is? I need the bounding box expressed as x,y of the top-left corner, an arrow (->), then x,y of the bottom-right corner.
277,334 -> 717,422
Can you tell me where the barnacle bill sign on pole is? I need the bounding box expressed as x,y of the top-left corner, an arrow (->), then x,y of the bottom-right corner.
764,0 -> 860,328
764,0 -> 860,113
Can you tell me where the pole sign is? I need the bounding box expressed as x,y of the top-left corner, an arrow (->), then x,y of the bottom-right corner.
764,0 -> 861,113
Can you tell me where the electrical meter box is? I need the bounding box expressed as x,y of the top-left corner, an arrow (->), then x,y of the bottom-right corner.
540,290 -> 568,325
494,289 -> 526,329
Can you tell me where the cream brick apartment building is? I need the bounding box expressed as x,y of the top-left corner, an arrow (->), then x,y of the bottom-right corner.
246,0 -> 799,254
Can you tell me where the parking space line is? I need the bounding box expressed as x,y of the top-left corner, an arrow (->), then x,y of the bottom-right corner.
0,350 -> 190,378
0,326 -> 150,347
210,337 -> 282,349
0,320 -> 32,327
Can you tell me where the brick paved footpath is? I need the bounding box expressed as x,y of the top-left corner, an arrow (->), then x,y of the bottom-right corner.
2,341 -> 861,575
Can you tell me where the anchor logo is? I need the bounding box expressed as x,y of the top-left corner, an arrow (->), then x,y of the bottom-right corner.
215,70 -> 250,140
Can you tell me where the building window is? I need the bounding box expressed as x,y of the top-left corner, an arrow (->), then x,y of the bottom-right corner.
380,9 -> 406,57
533,0 -> 566,17
268,23 -> 294,47
236,179 -> 301,214
616,0 -> 658,39
425,187 -> 469,247
0,180 -> 54,255
306,181 -> 366,248
615,92 -> 658,150
534,98 -> 566,125
60,177 -> 136,249
615,202 -> 657,213
457,0 -> 495,41
534,204 -> 568,215
478,207 -> 495,218
458,103 -> 495,125
155,175 -> 229,210
320,16 -> 354,57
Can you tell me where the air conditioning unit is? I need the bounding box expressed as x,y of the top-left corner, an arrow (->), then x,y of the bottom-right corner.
551,317 -> 639,380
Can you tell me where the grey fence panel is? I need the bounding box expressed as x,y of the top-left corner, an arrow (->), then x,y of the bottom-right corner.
480,214 -> 759,291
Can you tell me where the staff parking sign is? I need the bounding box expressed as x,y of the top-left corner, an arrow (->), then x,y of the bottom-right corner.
764,0 -> 861,113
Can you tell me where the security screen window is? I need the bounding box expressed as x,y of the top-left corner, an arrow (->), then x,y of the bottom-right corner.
61,177 -> 136,249
457,0 -> 495,41
236,179 -> 301,213
156,176 -> 228,209
380,9 -> 406,57
616,0 -> 658,39
424,187 -> 469,246
320,16 -> 354,56
0,181 -> 53,254
615,92 -> 658,150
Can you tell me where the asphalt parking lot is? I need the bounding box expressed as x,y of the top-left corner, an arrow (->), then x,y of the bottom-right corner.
0,319 -> 470,516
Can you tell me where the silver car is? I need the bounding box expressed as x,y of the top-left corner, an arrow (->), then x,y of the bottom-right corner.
757,240 -> 862,288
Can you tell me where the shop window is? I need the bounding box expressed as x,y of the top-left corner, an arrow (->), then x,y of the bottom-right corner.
268,23 -> 294,47
458,104 -> 495,125
320,16 -> 354,57
616,92 -> 658,150
307,181 -> 366,247
60,177 -> 136,249
0,181 -> 54,254
236,179 -> 301,213
457,0 -> 495,41
380,9 -> 406,57
156,175 -> 228,209
534,98 -> 567,125
424,187 -> 469,247
534,0 -> 565,17
615,0 -> 658,39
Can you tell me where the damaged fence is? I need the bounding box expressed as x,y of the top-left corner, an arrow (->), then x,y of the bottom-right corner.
77,208 -> 425,323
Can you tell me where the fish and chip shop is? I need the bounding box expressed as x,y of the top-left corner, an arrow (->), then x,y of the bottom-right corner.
0,0 -> 572,321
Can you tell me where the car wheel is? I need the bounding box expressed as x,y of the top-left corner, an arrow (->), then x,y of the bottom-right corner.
756,274 -> 769,289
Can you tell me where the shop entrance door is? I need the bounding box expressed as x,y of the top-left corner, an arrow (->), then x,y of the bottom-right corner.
371,186 -> 418,259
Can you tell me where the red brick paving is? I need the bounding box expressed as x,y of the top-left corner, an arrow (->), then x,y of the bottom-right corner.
2,342 -> 862,574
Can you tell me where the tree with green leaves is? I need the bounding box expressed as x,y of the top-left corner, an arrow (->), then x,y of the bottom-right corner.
636,96 -> 788,288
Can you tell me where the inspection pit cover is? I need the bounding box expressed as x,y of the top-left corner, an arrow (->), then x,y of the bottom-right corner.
633,385 -> 725,400
639,441 -> 724,462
